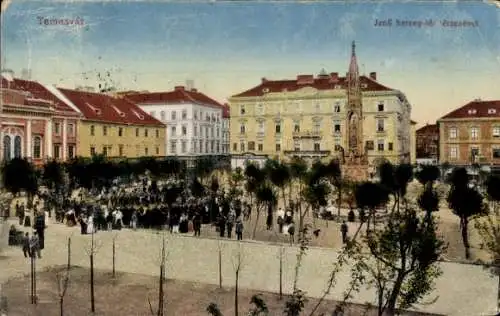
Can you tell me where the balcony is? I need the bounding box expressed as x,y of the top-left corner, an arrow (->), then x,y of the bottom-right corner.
284,150 -> 331,157
292,130 -> 322,139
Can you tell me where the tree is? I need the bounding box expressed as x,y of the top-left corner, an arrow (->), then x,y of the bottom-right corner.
288,157 -> 308,221
55,236 -> 72,316
323,159 -> 343,219
149,231 -> 168,316
476,175 -> 500,311
254,186 -> 276,239
244,163 -> 266,222
266,159 -> 291,211
217,239 -> 224,289
84,229 -> 101,313
248,294 -> 269,316
415,165 -> 440,189
301,169 -> 330,235
447,167 -> 488,259
355,182 -> 390,233
2,158 -> 38,199
232,243 -> 244,316
358,207 -> 446,316
207,303 -> 223,316
418,186 -> 440,222
378,163 -> 413,214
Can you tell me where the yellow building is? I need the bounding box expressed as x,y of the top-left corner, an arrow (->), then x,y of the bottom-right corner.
55,87 -> 166,158
229,47 -> 414,168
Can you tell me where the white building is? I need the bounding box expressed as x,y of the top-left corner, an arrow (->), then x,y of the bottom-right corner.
221,103 -> 230,154
124,86 -> 227,157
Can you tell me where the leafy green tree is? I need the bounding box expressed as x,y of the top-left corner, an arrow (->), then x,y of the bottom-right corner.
301,167 -> 330,235
244,163 -> 266,222
355,182 -> 390,233
42,160 -> 64,193
206,303 -> 223,316
2,158 -> 38,199
253,185 -> 276,239
415,165 -> 440,189
288,157 -> 308,208
65,157 -> 91,189
248,294 -> 268,316
418,186 -> 440,223
379,163 -> 413,213
447,167 -> 488,259
266,159 -> 291,211
323,159 -> 343,219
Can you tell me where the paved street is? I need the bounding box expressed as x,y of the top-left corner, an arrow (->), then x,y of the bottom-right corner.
0,218 -> 497,316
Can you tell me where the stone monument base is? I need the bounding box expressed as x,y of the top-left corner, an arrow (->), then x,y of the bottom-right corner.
342,163 -> 370,182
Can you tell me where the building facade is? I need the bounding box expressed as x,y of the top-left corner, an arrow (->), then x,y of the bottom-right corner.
228,45 -> 413,167
438,99 -> 500,166
1,72 -> 82,165
53,87 -> 166,158
416,123 -> 439,160
124,86 -> 227,157
222,103 -> 230,154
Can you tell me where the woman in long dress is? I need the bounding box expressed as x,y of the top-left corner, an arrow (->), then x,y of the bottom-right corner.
86,215 -> 95,234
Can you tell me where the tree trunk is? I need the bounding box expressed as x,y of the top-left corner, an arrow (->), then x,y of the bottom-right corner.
218,246 -> 222,289
158,263 -> 164,316
497,273 -> 500,313
90,253 -> 95,313
337,186 -> 342,221
384,272 -> 406,316
279,249 -> 283,300
60,297 -> 64,316
234,270 -> 239,316
252,207 -> 261,239
460,217 -> 471,260
30,256 -> 34,304
112,238 -> 116,279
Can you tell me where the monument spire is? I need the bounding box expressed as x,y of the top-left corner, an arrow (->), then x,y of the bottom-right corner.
348,40 -> 359,82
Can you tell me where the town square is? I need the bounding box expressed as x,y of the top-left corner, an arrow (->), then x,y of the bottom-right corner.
0,1 -> 499,315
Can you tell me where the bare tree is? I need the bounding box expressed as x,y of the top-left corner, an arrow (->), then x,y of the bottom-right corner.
217,239 -> 224,289
112,233 -> 117,279
148,231 -> 169,316
277,245 -> 285,300
232,243 -> 244,316
55,265 -> 71,316
84,229 -> 102,313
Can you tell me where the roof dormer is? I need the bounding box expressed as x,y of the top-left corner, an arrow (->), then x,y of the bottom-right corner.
132,109 -> 144,120
111,104 -> 126,117
85,102 -> 101,115
467,109 -> 477,115
488,108 -> 497,114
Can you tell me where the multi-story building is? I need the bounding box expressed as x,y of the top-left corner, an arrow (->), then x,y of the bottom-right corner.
1,71 -> 82,165
222,103 -> 230,154
51,87 -> 166,158
437,99 -> 500,166
416,123 -> 439,160
228,44 -> 413,167
124,86 -> 226,157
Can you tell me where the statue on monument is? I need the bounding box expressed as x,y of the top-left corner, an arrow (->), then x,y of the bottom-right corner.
348,112 -> 359,154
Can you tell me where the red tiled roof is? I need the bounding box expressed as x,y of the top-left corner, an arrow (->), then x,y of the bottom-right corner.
222,103 -> 230,118
1,76 -> 79,113
124,86 -> 224,109
231,74 -> 393,98
57,88 -> 164,126
416,124 -> 438,134
439,100 -> 500,120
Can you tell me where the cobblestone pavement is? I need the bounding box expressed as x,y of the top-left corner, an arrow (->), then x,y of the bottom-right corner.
0,217 -> 497,316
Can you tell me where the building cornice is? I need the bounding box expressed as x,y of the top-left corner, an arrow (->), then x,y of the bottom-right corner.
228,90 -> 401,103
79,119 -> 166,128
438,117 -> 500,123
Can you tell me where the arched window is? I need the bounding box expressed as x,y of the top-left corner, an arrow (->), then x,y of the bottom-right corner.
33,136 -> 42,159
3,135 -> 11,160
14,135 -> 22,158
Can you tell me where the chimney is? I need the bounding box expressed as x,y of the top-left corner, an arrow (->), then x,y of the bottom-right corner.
296,74 -> 314,85
186,79 -> 194,90
369,72 -> 377,81
261,77 -> 268,84
329,72 -> 339,82
191,88 -> 198,93
174,86 -> 185,91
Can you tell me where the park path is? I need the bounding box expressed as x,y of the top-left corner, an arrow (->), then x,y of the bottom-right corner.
0,217 -> 497,316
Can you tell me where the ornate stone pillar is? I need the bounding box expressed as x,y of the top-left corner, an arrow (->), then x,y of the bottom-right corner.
26,120 -> 32,158
45,119 -> 53,158
62,118 -> 67,160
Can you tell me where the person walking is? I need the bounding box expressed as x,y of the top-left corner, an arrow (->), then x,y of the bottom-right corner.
277,207 -> 285,233
235,218 -> 243,241
288,221 -> 295,245
226,209 -> 235,238
341,220 -> 348,244
22,232 -> 30,258
130,210 -> 138,230
29,232 -> 41,259
193,212 -> 202,237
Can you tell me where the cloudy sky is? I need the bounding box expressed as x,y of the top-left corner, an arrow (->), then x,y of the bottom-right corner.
1,1 -> 499,126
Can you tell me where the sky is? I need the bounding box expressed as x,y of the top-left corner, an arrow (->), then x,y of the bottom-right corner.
1,0 -> 499,127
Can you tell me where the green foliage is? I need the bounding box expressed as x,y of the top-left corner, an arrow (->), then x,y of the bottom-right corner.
415,165 -> 440,186
485,175 -> 500,202
355,182 -> 389,211
248,294 -> 268,316
289,157 -> 308,181
42,159 -> 64,192
447,186 -> 488,219
206,302 -> 223,316
284,289 -> 307,316
418,186 -> 440,219
1,158 -> 38,195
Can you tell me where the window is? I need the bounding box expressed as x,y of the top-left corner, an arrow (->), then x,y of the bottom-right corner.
257,104 -> 263,115
275,123 -> 281,134
449,127 -> 457,139
216,141 -> 220,153
377,140 -> 384,151
449,146 -> 458,159
68,145 -> 75,159
182,125 -> 187,136
54,122 -> 61,135
493,148 -> 500,158
67,123 -> 74,136
170,141 -> 177,153
211,141 -> 215,153
193,141 -> 198,153
377,119 -> 384,132
33,136 -> 42,159
315,103 -> 320,112
119,145 -> 124,157
240,142 -> 245,152
471,147 -> 480,162
171,126 -> 176,136
156,146 -> 160,155
294,140 -> 300,151
103,126 -> 107,136
294,123 -> 300,133
275,143 -> 281,152
258,121 -> 264,133
194,125 -> 198,136
313,122 -> 321,133
314,143 -> 320,151
90,146 -> 96,156
181,141 -> 187,153
145,147 -> 149,156
388,142 -> 393,151
240,105 -> 246,115
156,129 -> 159,138
160,111 -> 166,121
118,127 -> 123,137
200,140 -> 203,152
194,111 -> 198,120
171,111 -> 177,120
144,129 -> 148,137
211,127 -> 214,137
136,128 -> 139,137
334,103 -> 341,113
216,127 -> 220,138
200,126 -> 203,137
334,123 -> 341,133
233,143 -> 237,151
240,124 -> 246,134
206,127 -> 209,138
102,146 -> 108,156
494,127 -> 500,137
248,141 -> 255,151
90,125 -> 95,136
470,127 -> 479,139
182,110 -> 187,119
53,144 -> 61,159
365,141 -> 374,150
258,143 -> 263,151
205,141 -> 209,153
378,102 -> 384,112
